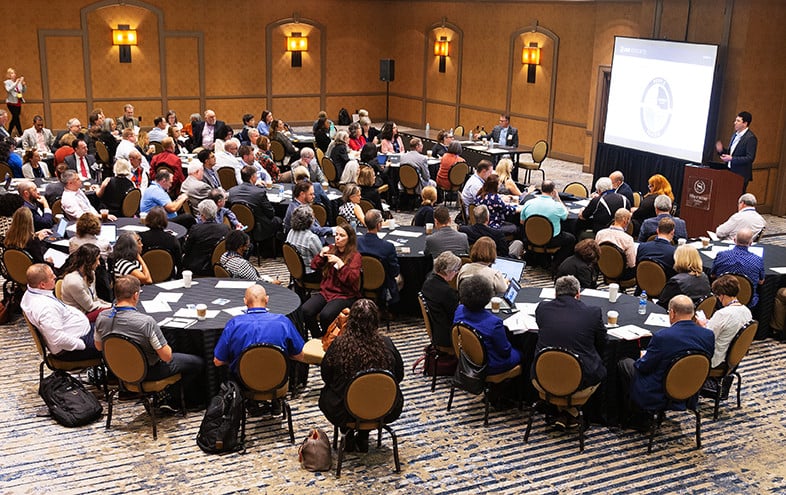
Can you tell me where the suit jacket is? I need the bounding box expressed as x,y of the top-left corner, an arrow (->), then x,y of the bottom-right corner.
638,214 -> 688,242
721,129 -> 757,182
191,120 -> 229,149
489,125 -> 519,148
631,320 -> 714,411
636,238 -> 676,278
424,226 -> 469,257
534,295 -> 607,388
64,153 -> 97,179
182,222 -> 230,276
357,232 -> 401,303
614,182 -> 635,206
227,182 -> 280,241
0,125 -> 10,139
24,200 -> 54,231
115,116 -> 140,130
459,223 -> 509,257
20,127 -> 55,151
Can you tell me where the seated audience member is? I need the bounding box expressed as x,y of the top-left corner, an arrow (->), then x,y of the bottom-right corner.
359,142 -> 384,178
357,166 -> 383,211
400,137 -> 435,194
431,129 -> 453,158
435,141 -> 464,190
293,147 -> 325,184
95,276 -> 205,409
520,180 -> 575,266
413,186 -> 437,227
60,244 -> 112,322
180,160 -> 213,211
140,169 -> 193,227
637,194 -> 688,242
283,179 -> 332,240
715,193 -> 766,241
319,299 -> 404,453
207,188 -> 241,230
293,165 -> 331,208
454,276 -> 521,376
138,206 -> 182,275
632,173 -> 673,234
339,159 -> 360,186
60,170 -> 105,221
198,149 -> 221,189
698,275 -> 752,368
150,137 -> 185,194
314,116 -> 331,153
22,149 -> 49,179
495,158 -> 523,198
17,180 -> 53,231
618,295 -> 714,417
658,245 -> 711,309
285,205 -> 323,284
256,110 -> 272,137
128,150 -> 150,191
337,184 -> 365,229
111,232 -> 152,284
44,164 -> 69,206
459,204 -> 521,258
534,275 -> 606,429
227,165 -> 282,246
182,199 -> 230,277
22,263 -> 99,361
69,212 -> 112,260
556,239 -> 600,289
269,119 -> 299,161
636,217 -> 677,278
424,205 -> 469,258
301,224 -> 362,338
358,113 -> 379,143
357,209 -> 401,304
594,208 -> 636,279
475,173 -> 519,237
347,121 -> 366,152
461,160 -> 494,217
579,177 -> 630,232
378,121 -> 404,154
710,227 -> 765,307
168,125 -> 189,155
4,207 -> 52,265
253,137 -> 279,183
457,236 -> 509,294
219,230 -> 277,283
421,252 -> 462,348
609,170 -> 635,206
96,158 -> 136,217
213,284 -> 305,376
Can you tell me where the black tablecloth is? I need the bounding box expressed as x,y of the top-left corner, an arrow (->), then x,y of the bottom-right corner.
370,225 -> 431,316
139,278 -> 302,400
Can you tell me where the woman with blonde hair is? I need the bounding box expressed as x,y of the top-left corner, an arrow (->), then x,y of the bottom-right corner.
337,184 -> 365,228
4,207 -> 51,265
413,186 -> 437,226
457,236 -> 509,294
4,67 -> 26,136
495,158 -> 522,197
657,244 -> 711,308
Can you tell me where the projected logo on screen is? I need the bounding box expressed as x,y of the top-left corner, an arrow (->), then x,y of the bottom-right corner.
640,77 -> 673,138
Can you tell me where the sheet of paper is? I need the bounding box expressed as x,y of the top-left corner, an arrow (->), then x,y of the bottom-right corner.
388,229 -> 421,238
569,208 -> 583,215
215,280 -> 256,289
703,245 -> 733,260
505,312 -> 539,333
644,313 -> 670,327
212,298 -> 231,305
154,292 -> 183,303
387,240 -> 403,247
580,288 -> 610,299
141,299 -> 172,313
515,302 -> 539,315
573,199 -> 590,207
607,325 -> 651,340
173,308 -> 220,319
376,232 -> 387,239
223,306 -> 247,317
67,224 -> 77,233
157,317 -> 197,329
748,246 -> 764,258
539,288 -> 555,299
44,248 -> 69,269
770,267 -> 786,274
327,192 -> 342,201
155,279 -> 198,290
119,225 -> 150,232
52,239 -> 71,247
707,231 -> 719,241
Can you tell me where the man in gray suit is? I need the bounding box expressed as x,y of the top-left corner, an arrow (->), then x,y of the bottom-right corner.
424,205 -> 469,258
227,165 -> 282,243
20,115 -> 55,153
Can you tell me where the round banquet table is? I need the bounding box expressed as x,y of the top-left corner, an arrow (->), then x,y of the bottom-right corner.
139,278 -> 302,401
501,287 -> 668,425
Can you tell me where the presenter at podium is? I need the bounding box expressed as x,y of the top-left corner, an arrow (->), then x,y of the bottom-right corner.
715,111 -> 757,193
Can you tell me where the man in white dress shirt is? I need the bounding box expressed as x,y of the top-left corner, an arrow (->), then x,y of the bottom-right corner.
715,193 -> 766,241
60,170 -> 116,221
147,116 -> 169,143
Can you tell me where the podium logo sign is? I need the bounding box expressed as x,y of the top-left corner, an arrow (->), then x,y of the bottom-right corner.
686,176 -> 712,211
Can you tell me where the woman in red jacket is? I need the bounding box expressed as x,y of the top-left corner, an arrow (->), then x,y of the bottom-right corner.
301,225 -> 362,337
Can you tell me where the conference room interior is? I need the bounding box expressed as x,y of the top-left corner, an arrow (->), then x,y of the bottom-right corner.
4,0 -> 786,493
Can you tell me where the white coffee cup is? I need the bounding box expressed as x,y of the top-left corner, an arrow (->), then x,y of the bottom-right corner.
139,212 -> 147,225
701,237 -> 710,248
608,283 -> 619,303
426,150 -> 433,158
196,303 -> 207,320
182,270 -> 193,288
389,219 -> 397,229
425,222 -> 434,234
491,297 -> 502,313
607,310 -> 619,326
678,238 -> 687,246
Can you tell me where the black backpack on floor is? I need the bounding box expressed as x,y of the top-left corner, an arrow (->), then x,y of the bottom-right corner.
39,370 -> 103,427
196,380 -> 244,454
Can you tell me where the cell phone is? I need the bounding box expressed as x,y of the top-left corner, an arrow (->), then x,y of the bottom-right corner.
696,310 -> 706,321
3,173 -> 11,191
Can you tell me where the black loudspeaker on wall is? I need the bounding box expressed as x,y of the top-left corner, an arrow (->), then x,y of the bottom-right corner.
380,59 -> 395,82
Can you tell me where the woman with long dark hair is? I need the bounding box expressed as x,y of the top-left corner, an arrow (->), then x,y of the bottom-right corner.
4,207 -> 51,265
61,243 -> 112,321
301,224 -> 362,337
319,299 -> 404,452
378,122 -> 404,154
111,231 -> 152,284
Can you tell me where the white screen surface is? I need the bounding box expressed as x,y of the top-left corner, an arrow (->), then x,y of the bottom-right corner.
604,37 -> 718,162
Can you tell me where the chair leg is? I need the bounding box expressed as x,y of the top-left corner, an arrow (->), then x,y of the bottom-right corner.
524,402 -> 536,442
333,425 -> 339,450
284,400 -> 294,444
694,408 -> 702,449
431,355 -> 438,393
105,389 -> 115,430
483,388 -> 490,427
577,409 -> 585,453
734,372 -> 742,408
377,427 -> 383,448
179,384 -> 186,417
39,361 -> 45,389
336,431 -> 349,478
647,412 -> 662,454
146,396 -> 158,440
447,383 -> 456,411
383,424 -> 401,473
240,399 -> 247,449
713,385 -> 722,421
538,168 -> 545,183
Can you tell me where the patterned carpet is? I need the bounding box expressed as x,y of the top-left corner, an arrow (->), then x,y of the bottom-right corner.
2,158 -> 786,494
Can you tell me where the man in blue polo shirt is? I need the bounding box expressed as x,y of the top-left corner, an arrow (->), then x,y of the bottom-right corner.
520,180 -> 575,266
140,169 -> 194,227
711,227 -> 765,307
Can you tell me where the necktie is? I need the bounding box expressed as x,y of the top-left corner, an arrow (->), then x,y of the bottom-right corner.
80,157 -> 88,179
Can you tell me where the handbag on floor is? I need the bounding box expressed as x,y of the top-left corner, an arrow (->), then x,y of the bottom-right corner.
411,344 -> 458,377
298,428 -> 332,472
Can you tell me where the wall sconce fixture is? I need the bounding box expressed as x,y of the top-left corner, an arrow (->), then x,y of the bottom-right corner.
434,36 -> 450,73
522,43 -> 540,84
112,25 -> 137,63
287,32 -> 308,67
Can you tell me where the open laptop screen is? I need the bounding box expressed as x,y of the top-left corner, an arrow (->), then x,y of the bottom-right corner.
492,257 -> 526,282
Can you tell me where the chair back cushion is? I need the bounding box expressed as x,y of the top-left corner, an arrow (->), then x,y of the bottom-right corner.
269,140 -> 285,163
237,344 -> 289,393
725,273 -> 753,305
23,314 -> 47,358
448,162 -> 469,190
359,199 -> 375,214
3,248 -> 34,285
598,242 -> 626,279
345,370 -> 398,423
283,242 -> 306,280
361,255 -> 386,291
695,295 -> 717,319
211,239 -> 227,266
726,320 -> 758,370
213,263 -> 230,278
121,188 -> 142,217
311,204 -> 328,226
664,352 -> 710,401
142,249 -> 174,283
533,348 -> 582,397
524,215 -> 554,247
636,260 -> 667,297
451,323 -> 486,366
399,164 -> 420,192
230,203 -> 256,231
563,182 -> 588,198
103,335 -> 148,385
95,140 -> 110,164
531,140 -> 549,163
321,157 -> 337,182
217,167 -> 238,189
418,292 -> 434,341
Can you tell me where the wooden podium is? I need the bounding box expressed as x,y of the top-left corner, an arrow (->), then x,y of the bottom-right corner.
679,165 -> 743,238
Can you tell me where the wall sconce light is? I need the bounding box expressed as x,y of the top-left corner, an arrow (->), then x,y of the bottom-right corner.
112,24 -> 137,64
434,36 -> 450,73
522,43 -> 540,83
287,32 -> 308,67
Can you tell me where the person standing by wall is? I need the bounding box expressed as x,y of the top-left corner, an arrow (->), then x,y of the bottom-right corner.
4,68 -> 26,137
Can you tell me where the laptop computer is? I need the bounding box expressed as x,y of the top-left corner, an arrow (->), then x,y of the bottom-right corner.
485,278 -> 521,313
491,257 -> 526,282
44,218 -> 68,242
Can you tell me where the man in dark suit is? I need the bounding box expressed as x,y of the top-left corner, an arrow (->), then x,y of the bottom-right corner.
227,165 -> 282,243
716,111 -> 757,192
459,204 -> 521,258
636,216 -> 677,278
534,275 -> 606,429
17,180 -> 54,230
357,209 -> 401,304
610,170 -> 634,206
489,114 -> 519,148
63,139 -> 97,181
191,109 -> 229,151
0,110 -> 10,140
618,295 -> 714,415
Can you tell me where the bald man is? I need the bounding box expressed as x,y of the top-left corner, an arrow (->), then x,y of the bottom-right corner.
710,227 -> 765,307
213,285 -> 305,375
